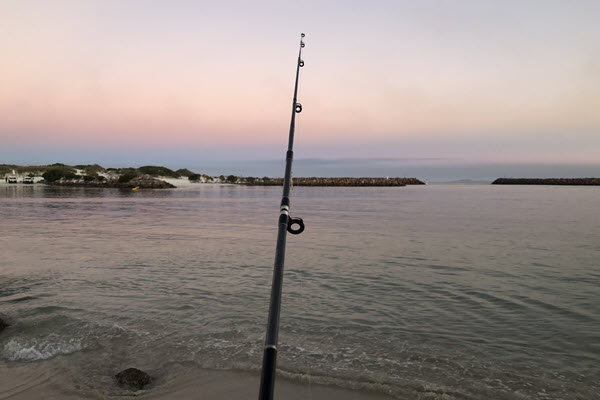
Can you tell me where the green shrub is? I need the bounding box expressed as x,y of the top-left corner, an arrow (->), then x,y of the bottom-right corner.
188,174 -> 201,181
176,168 -> 194,177
119,172 -> 138,183
138,166 -> 179,178
96,175 -> 105,181
246,176 -> 256,184
83,175 -> 96,182
226,175 -> 237,183
42,168 -> 77,182
85,164 -> 105,175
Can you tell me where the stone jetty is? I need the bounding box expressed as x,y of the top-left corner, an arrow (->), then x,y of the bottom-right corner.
492,178 -> 600,186
250,177 -> 424,187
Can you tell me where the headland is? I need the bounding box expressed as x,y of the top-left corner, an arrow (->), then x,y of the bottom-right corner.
1,164 -> 424,188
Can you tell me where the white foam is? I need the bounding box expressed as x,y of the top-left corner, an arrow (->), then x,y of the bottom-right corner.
2,337 -> 82,361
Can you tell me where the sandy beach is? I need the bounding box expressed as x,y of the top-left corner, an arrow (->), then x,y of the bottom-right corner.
0,362 -> 394,400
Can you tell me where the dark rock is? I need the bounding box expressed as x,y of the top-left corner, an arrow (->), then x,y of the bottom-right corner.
115,368 -> 152,390
121,174 -> 176,189
0,317 -> 8,333
44,174 -> 176,189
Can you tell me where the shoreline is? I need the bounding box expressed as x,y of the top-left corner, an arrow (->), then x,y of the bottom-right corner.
1,163 -> 424,188
0,361 -> 395,400
0,177 -> 425,189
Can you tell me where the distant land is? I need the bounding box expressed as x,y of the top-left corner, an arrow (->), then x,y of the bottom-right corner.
4,158 -> 600,182
5,164 -> 598,187
0,164 -> 424,188
161,159 -> 600,182
492,178 -> 600,186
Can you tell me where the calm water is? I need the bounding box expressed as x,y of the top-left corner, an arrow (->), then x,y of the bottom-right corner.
1,184 -> 599,399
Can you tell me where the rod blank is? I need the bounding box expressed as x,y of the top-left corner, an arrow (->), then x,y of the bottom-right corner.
258,33 -> 306,400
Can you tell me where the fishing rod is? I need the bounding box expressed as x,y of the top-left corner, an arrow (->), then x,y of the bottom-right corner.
258,33 -> 306,400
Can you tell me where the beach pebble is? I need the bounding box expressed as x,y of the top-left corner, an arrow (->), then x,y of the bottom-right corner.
115,368 -> 151,390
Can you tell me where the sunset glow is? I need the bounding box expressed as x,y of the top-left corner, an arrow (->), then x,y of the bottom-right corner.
1,1 -> 599,165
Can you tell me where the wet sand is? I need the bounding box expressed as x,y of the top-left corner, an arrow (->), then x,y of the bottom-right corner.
0,363 -> 394,400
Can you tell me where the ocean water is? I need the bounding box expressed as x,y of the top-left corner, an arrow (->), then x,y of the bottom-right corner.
1,183 -> 599,399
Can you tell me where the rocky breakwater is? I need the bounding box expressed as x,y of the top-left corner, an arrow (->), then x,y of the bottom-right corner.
44,174 -> 175,189
252,177 -> 424,186
112,174 -> 176,189
492,178 -> 600,186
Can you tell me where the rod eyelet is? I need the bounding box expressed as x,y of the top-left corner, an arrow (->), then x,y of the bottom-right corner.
301,33 -> 305,38
287,217 -> 304,235
301,42 -> 305,48
295,103 -> 302,113
299,60 -> 304,67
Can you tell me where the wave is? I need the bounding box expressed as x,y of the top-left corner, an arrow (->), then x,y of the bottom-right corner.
2,337 -> 83,361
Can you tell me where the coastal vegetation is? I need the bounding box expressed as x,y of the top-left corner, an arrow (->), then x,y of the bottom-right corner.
138,166 -> 180,178
118,171 -> 139,183
1,163 -> 71,177
3,163 -> 426,188
73,164 -> 105,176
42,167 -> 77,182
226,175 -> 238,183
176,168 -> 194,177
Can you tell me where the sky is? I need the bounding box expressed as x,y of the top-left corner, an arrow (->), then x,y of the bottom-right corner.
1,0 -> 599,178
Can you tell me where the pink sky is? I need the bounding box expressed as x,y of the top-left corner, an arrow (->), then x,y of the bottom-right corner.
1,1 -> 599,165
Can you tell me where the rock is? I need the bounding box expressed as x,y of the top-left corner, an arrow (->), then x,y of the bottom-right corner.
43,174 -> 175,189
128,174 -> 176,189
0,317 -> 8,333
247,177 -> 425,187
115,368 -> 151,390
492,178 -> 600,185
